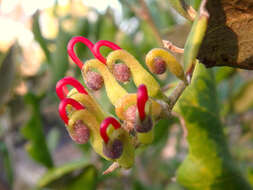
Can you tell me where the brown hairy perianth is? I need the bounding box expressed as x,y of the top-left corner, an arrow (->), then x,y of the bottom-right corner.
135,116 -> 153,133
113,63 -> 131,83
71,120 -> 90,144
85,70 -> 104,91
124,105 -> 137,123
153,57 -> 167,74
103,139 -> 123,159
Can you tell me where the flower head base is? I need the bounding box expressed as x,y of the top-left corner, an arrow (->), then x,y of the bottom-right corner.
56,36 -> 187,173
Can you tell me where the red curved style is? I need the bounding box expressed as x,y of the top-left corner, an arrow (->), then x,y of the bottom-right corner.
59,98 -> 85,125
100,117 -> 121,143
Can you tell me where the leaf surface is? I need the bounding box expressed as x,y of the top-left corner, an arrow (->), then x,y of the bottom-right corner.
38,159 -> 97,190
175,63 -> 251,189
21,93 -> 54,168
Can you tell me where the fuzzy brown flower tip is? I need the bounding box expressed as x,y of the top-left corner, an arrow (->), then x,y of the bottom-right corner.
153,57 -> 166,75
85,71 -> 104,91
135,116 -> 153,133
71,120 -> 90,144
113,63 -> 131,83
103,139 -> 123,159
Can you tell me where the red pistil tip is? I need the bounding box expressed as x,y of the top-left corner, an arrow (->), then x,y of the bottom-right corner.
93,40 -> 121,64
137,84 -> 148,121
59,98 -> 85,125
100,117 -> 121,144
67,36 -> 94,69
56,76 -> 88,100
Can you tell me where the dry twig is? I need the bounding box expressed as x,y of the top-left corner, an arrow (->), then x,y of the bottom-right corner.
103,162 -> 120,175
163,40 -> 184,54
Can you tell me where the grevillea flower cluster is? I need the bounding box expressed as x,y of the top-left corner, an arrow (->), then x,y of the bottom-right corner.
56,36 -> 186,171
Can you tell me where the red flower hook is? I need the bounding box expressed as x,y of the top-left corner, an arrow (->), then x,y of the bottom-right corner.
100,117 -> 121,144
67,37 -> 121,69
59,98 -> 85,125
137,84 -> 148,121
56,76 -> 88,100
67,36 -> 95,69
93,40 -> 121,64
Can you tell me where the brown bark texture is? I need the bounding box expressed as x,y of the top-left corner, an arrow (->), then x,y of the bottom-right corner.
198,0 -> 253,70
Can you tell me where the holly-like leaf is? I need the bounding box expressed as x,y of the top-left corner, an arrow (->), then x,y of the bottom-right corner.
21,93 -> 54,168
174,63 -> 251,189
38,159 -> 97,190
153,118 -> 174,145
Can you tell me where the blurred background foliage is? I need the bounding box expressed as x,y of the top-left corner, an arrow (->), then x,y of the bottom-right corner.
0,0 -> 252,189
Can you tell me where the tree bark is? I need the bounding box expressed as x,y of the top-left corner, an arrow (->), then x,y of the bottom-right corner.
198,0 -> 253,70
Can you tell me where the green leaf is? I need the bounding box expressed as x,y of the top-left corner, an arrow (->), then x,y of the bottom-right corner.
38,159 -> 97,190
65,166 -> 97,190
0,142 -> 13,186
183,1 -> 209,70
153,118 -> 173,145
21,93 -> 53,168
175,63 -> 251,190
32,11 -> 51,64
